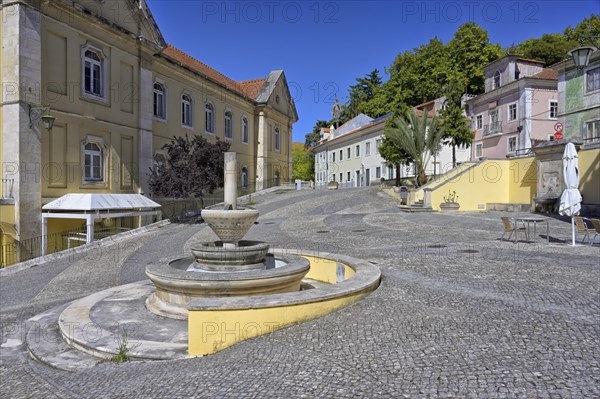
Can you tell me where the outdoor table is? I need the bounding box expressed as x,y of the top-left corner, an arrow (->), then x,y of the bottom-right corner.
513,217 -> 550,244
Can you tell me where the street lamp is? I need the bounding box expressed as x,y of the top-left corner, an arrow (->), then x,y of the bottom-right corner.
28,104 -> 56,132
569,46 -> 597,69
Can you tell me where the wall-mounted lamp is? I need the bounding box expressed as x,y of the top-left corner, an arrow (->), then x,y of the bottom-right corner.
569,46 -> 597,69
29,104 -> 56,132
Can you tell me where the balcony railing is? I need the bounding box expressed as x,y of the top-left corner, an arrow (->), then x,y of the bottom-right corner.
483,122 -> 502,136
1,179 -> 14,199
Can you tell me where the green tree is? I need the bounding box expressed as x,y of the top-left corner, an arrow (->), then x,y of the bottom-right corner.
346,69 -> 384,118
148,135 -> 230,198
446,22 -> 501,95
511,33 -> 579,66
304,120 -> 329,148
378,134 -> 411,186
384,110 -> 445,186
564,14 -> 600,46
291,143 -> 314,181
440,77 -> 474,167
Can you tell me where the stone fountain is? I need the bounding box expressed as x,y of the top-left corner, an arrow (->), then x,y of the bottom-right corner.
145,152 -> 310,319
25,152 -> 380,365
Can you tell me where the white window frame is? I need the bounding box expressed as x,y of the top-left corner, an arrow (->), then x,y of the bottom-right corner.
274,127 -> 281,151
339,150 -> 343,161
81,135 -> 107,185
241,117 -> 249,144
375,139 -> 382,153
584,120 -> 600,143
493,70 -> 500,89
375,167 -> 381,179
332,152 -> 335,162
181,93 -> 192,127
355,144 -> 360,158
549,100 -> 558,120
489,109 -> 499,133
507,102 -> 517,122
347,171 -> 351,181
224,110 -> 233,139
153,81 -> 167,120
205,103 -> 215,134
241,167 -> 249,188
507,135 -> 518,154
548,134 -> 555,142
476,114 -> 483,130
365,141 -> 371,156
81,43 -> 107,101
586,66 -> 600,93
475,143 -> 483,158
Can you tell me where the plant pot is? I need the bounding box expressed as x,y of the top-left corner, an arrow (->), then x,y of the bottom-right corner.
439,202 -> 460,212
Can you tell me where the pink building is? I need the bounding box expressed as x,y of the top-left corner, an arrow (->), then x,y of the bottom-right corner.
466,55 -> 558,159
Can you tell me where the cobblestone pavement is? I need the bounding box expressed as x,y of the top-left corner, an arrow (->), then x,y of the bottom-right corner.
1,187 -> 599,398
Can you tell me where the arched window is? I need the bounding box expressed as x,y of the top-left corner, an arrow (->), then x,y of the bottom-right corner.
224,111 -> 233,139
242,117 -> 249,144
153,83 -> 166,119
274,127 -> 281,151
83,48 -> 104,98
84,142 -> 102,181
241,167 -> 249,189
205,103 -> 214,133
181,94 -> 192,126
493,71 -> 501,89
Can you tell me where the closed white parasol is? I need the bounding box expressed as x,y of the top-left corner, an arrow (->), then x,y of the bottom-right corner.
558,143 -> 582,246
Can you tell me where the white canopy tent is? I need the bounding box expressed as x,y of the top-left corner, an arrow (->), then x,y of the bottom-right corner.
41,194 -> 162,256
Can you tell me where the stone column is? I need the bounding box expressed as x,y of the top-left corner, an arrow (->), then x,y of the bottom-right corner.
255,111 -> 268,191
1,2 -> 43,241
224,152 -> 237,209
138,61 -> 154,195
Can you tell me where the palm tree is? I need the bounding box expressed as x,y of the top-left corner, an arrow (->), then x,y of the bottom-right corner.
384,109 -> 445,186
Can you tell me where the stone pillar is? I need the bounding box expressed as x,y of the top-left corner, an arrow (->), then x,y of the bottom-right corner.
1,2 -> 43,241
255,111 -> 268,191
138,63 -> 154,194
224,152 -> 238,209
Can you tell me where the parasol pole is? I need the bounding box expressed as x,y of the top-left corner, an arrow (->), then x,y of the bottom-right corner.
572,216 -> 576,247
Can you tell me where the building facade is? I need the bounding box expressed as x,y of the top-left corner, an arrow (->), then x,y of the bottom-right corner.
313,99 -> 469,188
553,49 -> 600,145
0,0 -> 297,246
465,55 -> 558,160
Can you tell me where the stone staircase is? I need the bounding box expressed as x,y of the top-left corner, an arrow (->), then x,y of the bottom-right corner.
398,198 -> 434,213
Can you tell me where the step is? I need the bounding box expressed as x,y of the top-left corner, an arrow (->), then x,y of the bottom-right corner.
398,205 -> 435,213
27,303 -> 100,371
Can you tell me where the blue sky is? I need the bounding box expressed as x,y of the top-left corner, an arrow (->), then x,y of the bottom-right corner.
146,0 -> 599,143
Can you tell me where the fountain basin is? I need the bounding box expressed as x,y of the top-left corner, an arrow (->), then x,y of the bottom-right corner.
191,240 -> 269,271
145,254 -> 310,319
200,209 -> 259,244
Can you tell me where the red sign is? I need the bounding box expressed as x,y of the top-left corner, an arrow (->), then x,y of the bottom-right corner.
554,122 -> 563,132
554,131 -> 564,141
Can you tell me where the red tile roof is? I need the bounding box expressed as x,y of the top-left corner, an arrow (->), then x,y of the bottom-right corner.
237,78 -> 267,100
531,68 -> 558,80
161,45 -> 266,101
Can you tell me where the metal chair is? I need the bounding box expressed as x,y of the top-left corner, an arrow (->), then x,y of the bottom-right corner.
500,217 -> 528,242
589,219 -> 600,246
574,216 -> 594,244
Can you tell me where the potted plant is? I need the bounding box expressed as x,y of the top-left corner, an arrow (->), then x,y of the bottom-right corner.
440,190 -> 460,212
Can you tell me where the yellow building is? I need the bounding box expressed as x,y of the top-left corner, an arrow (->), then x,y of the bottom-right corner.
0,0 -> 297,252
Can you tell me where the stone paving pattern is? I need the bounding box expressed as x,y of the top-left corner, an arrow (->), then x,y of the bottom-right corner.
1,187 -> 598,398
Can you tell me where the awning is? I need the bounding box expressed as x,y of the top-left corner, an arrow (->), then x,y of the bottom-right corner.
41,194 -> 162,256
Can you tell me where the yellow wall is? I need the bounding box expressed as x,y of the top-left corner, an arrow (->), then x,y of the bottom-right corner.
579,147 -> 600,205
188,257 -> 364,356
429,157 -> 536,211
39,9 -> 142,198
